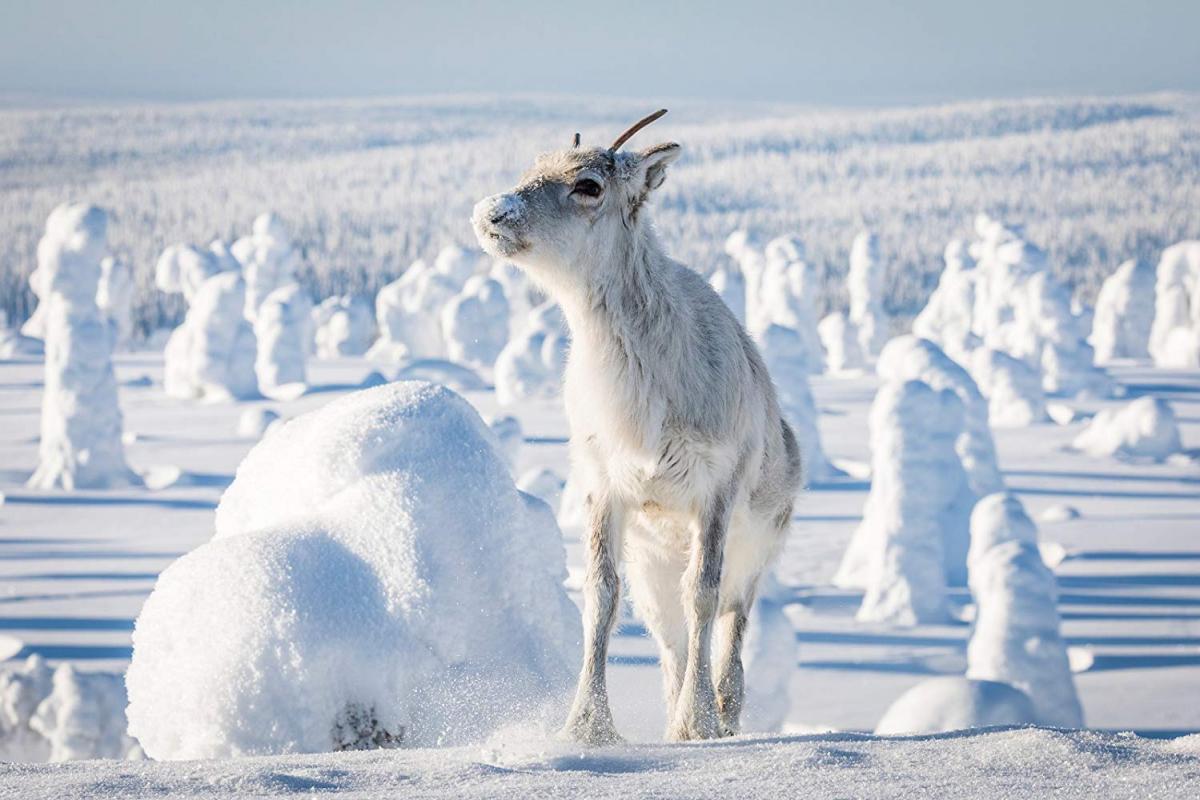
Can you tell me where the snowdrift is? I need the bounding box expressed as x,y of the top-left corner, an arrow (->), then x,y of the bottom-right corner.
126,382 -> 581,760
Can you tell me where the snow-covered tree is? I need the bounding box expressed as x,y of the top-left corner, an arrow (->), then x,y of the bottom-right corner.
848,231 -> 889,359
254,284 -> 312,400
757,235 -> 824,371
27,204 -> 135,490
968,347 -> 1047,428
95,257 -> 133,350
1072,396 -> 1182,461
1148,241 -> 1200,368
911,239 -> 979,364
311,295 -> 376,358
1090,258 -> 1155,364
818,311 -> 866,373
493,303 -> 568,406
231,213 -> 299,323
758,324 -> 834,482
368,260 -> 457,362
441,275 -> 510,372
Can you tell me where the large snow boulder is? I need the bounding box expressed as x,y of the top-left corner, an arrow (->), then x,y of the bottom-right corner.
966,494 -> 1083,729
875,677 -> 1036,735
1091,258 -> 1155,364
126,382 -> 581,759
27,203 -> 136,490
837,379 -> 969,625
1071,396 -> 1182,461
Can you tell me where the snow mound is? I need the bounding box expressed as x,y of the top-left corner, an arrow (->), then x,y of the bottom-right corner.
488,415 -> 523,474
0,656 -> 140,762
311,295 -> 376,358
1091,258 -> 1155,364
966,494 -> 1083,729
1039,504 -> 1081,523
126,382 -> 581,759
393,359 -> 486,392
875,677 -> 1036,735
1071,396 -> 1182,460
838,379 -> 969,624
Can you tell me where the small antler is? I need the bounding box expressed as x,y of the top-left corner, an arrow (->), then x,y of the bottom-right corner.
610,109 -> 668,151
573,132 -> 581,148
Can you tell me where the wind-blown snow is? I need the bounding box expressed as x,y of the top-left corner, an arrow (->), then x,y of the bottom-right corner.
125,382 -> 581,759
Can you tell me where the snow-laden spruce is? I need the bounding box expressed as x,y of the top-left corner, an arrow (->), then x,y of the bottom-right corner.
231,213 -> 299,323
368,260 -> 458,362
878,335 -> 1004,505
253,283 -> 311,399
1090,258 -> 1155,364
432,243 -> 486,288
1071,396 -> 1182,460
848,230 -> 889,359
836,379 -> 969,625
968,346 -> 1047,428
758,324 -> 835,482
966,493 -> 1084,728
441,275 -> 510,372
818,311 -> 866,373
739,574 -> 795,733
757,235 -> 825,372
126,382 -> 581,759
162,271 -> 259,401
722,228 -> 767,330
0,656 -> 140,762
311,295 -> 376,358
912,240 -> 979,363
27,204 -> 136,490
493,303 -> 569,406
96,257 -> 133,350
1148,240 -> 1200,368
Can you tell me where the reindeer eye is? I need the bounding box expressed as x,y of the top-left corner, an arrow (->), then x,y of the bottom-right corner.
571,178 -> 603,198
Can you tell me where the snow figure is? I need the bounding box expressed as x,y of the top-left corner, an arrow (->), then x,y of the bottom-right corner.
966,493 -> 1084,729
875,677 -> 1036,735
441,275 -> 510,372
95,257 -> 133,350
254,284 -> 312,400
968,346 -> 1047,428
912,239 -> 980,364
725,229 -> 767,331
758,235 -> 825,371
1072,396 -> 1182,461
27,203 -> 135,490
311,295 -> 375,358
848,231 -> 889,359
837,379 -> 967,625
758,324 -> 834,482
432,243 -> 485,288
163,271 -> 258,401
155,242 -> 235,304
709,262 -> 747,326
368,260 -> 458,362
230,212 -> 299,323
1148,241 -> 1200,368
493,303 -> 568,406
818,311 -> 866,373
1090,258 -> 1155,364
877,335 -> 1003,505
740,574 -> 795,733
487,415 -> 523,474
126,382 -> 581,758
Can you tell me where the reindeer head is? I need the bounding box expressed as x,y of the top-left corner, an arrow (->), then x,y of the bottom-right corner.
472,110 -> 679,285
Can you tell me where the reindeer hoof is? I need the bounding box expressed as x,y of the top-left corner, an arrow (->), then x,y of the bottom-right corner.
666,704 -> 721,741
562,705 -> 623,745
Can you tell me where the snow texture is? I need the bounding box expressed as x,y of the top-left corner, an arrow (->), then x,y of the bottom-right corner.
838,379 -> 967,624
757,324 -> 833,482
163,271 -> 259,401
441,275 -> 510,372
232,213 -> 300,323
311,295 -> 376,358
254,283 -> 312,399
0,656 -> 140,762
1091,258 -> 1155,364
818,311 -> 866,373
966,493 -> 1084,729
27,203 -> 135,490
874,677 -> 1036,735
1148,240 -> 1200,368
125,382 -> 581,759
1071,396 -> 1182,460
968,346 -> 1047,428
848,230 -> 890,358
493,303 -> 568,406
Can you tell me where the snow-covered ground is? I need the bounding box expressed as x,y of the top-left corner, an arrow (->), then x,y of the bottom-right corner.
4,727 -> 1199,799
1,355 -> 1197,742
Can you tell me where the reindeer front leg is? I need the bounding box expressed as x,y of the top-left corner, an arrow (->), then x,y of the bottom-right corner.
667,488 -> 732,741
563,494 -> 624,744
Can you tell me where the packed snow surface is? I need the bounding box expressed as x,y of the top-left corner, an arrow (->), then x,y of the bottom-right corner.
125,382 -> 581,759
3,728 -> 1199,799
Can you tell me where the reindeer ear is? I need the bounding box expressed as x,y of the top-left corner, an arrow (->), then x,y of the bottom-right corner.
635,142 -> 681,192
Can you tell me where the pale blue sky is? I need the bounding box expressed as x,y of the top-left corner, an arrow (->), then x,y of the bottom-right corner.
2,0 -> 1197,104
